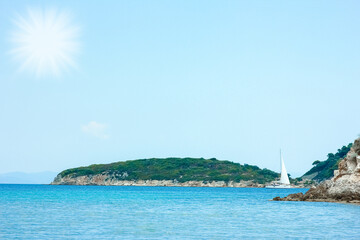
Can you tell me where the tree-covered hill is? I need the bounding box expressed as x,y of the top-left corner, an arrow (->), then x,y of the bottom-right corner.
302,143 -> 353,182
59,158 -> 279,184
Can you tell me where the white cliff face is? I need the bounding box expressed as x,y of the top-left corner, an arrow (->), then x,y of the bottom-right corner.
51,174 -> 264,188
325,138 -> 360,199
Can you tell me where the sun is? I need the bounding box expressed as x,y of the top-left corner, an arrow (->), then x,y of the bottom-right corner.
10,8 -> 80,78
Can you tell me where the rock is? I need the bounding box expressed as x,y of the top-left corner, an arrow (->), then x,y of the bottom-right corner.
287,192 -> 304,201
273,192 -> 303,201
51,174 -> 266,188
274,138 -> 360,203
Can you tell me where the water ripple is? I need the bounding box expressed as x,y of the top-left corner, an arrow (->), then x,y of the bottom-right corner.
1,185 -> 360,239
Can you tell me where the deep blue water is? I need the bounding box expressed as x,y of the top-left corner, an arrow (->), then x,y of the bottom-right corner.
1,184 -> 360,239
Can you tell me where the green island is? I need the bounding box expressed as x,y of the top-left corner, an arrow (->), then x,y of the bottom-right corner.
302,142 -> 352,182
58,157 -> 279,184
55,141 -> 354,186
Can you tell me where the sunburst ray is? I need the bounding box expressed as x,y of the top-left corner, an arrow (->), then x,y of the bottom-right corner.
10,8 -> 80,78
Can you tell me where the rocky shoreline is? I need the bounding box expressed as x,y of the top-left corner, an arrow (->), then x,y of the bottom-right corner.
51,174 -> 266,187
273,138 -> 360,204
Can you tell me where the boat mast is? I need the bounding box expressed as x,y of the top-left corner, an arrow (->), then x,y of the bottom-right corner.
280,149 -> 282,173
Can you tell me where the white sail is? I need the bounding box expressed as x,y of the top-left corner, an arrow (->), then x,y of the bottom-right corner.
265,150 -> 291,188
279,150 -> 290,185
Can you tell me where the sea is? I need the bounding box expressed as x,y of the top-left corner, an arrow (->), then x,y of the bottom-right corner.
1,184 -> 360,239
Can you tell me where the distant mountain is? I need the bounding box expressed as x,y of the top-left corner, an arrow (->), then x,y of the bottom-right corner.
302,143 -> 353,182
52,157 -> 279,186
0,171 -> 58,184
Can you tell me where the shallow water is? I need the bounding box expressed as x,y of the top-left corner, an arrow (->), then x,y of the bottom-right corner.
1,184 -> 359,239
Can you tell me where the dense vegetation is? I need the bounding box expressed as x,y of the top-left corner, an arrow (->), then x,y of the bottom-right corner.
60,158 -> 279,184
303,143 -> 353,182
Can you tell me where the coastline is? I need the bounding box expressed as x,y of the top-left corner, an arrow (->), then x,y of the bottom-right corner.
271,198 -> 360,205
51,176 -> 265,187
51,175 -> 308,188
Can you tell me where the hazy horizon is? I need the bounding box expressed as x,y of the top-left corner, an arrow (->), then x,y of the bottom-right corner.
1,1 -> 359,178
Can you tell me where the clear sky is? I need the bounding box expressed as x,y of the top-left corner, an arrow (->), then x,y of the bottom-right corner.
0,0 -> 359,177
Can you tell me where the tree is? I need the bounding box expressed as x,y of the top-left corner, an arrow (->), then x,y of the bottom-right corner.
312,160 -> 321,165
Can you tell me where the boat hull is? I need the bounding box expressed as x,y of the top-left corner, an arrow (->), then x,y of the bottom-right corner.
265,185 -> 291,189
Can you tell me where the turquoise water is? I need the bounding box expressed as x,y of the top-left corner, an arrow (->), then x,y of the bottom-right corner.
1,185 -> 360,239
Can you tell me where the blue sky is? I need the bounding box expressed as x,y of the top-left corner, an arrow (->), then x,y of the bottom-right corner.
0,0 -> 359,177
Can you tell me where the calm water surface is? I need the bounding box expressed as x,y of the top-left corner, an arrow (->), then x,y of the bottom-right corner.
1,184 -> 360,239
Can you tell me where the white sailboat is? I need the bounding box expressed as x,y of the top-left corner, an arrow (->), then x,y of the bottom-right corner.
265,150 -> 291,188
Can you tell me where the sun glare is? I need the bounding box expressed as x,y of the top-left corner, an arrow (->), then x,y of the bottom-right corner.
10,8 -> 80,78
